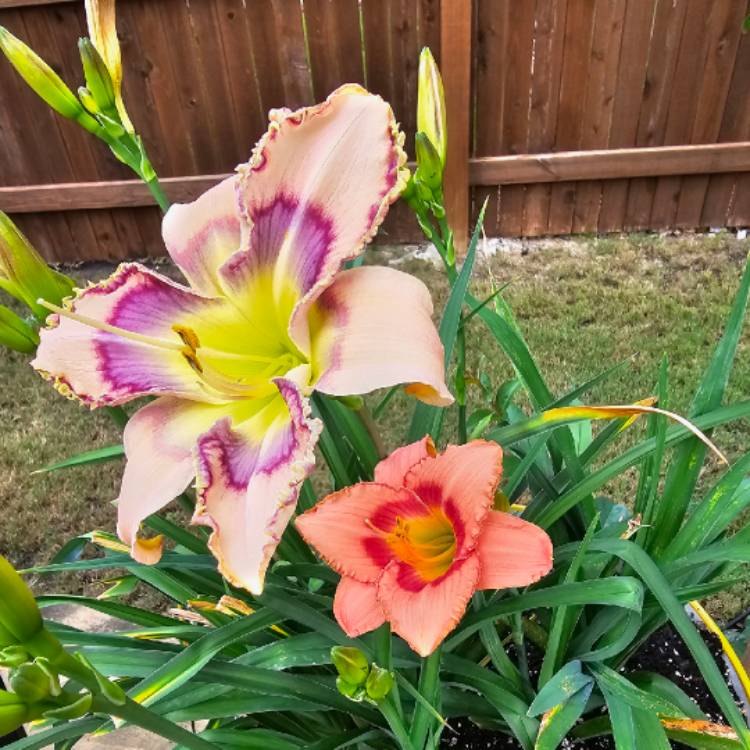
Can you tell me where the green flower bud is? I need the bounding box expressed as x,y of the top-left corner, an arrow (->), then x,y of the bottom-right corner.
77,85 -> 100,115
0,645 -> 30,668
0,26 -> 88,124
415,131 -> 443,191
0,690 -> 32,737
78,37 -> 115,113
10,662 -> 60,703
0,555 -> 42,644
331,646 -> 370,687
417,47 -> 446,168
365,663 -> 394,702
0,305 -> 39,354
336,676 -> 365,702
0,212 -> 75,320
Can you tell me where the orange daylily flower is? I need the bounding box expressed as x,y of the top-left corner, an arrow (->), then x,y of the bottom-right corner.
297,438 -> 553,656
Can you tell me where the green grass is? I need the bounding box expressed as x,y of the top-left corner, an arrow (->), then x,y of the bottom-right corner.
2,232 -> 749,614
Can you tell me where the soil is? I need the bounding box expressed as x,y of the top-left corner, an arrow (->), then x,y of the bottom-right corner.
440,625 -> 740,749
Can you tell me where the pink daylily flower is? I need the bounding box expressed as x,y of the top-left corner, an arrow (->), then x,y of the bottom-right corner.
296,438 -> 553,656
32,85 -> 452,594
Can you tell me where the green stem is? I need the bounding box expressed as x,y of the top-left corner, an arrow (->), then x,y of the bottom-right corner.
374,623 -> 402,714
410,646 -> 442,749
105,405 -> 129,429
92,696 -> 219,750
510,596 -> 532,693
146,176 -> 170,213
357,404 -> 387,459
456,324 -> 467,444
379,696 -> 417,750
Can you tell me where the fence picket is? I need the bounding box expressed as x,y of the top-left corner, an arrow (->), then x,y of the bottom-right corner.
1,0 -> 749,261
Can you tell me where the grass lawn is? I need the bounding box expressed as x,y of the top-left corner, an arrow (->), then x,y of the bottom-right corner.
1,231 -> 749,616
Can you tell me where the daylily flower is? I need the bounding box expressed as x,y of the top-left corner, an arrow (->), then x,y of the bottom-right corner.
32,86 -> 452,595
296,438 -> 552,656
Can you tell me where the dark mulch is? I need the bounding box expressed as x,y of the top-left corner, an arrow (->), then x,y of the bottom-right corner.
440,624 -> 742,749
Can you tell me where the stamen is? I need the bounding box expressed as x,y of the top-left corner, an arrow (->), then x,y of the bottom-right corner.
38,299 -> 185,353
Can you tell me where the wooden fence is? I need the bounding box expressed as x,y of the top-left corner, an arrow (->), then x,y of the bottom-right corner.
0,0 -> 749,263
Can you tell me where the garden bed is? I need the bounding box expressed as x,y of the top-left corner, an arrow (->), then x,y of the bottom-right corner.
441,624 -> 741,748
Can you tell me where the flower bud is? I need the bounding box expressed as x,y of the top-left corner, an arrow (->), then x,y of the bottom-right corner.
331,646 -> 369,687
415,131 -> 443,191
0,691 -> 31,737
78,37 -> 115,114
0,27 -> 86,123
417,47 -> 446,167
365,663 -> 394,702
0,645 -> 30,668
335,676 -> 365,702
0,305 -> 39,354
10,662 -> 60,704
0,555 -> 42,645
0,212 -> 75,320
77,85 -> 100,115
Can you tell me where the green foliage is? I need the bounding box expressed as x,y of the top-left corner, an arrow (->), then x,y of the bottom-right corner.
4,33 -> 750,750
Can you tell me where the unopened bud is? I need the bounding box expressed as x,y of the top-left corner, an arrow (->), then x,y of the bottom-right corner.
0,306 -> 38,353
365,663 -> 394,702
415,132 -> 443,191
336,676 -> 365,702
0,26 -> 85,122
331,646 -> 369,687
78,37 -> 115,113
0,691 -> 31,736
0,645 -> 30,668
417,47 -> 446,167
10,661 -> 60,703
0,555 -> 42,645
77,85 -> 100,115
0,212 -> 74,320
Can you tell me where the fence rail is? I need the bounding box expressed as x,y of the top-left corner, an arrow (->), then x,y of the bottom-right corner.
1,0 -> 749,263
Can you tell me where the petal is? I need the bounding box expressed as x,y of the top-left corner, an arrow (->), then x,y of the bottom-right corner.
296,482 -> 428,583
404,441 -> 503,557
310,266 -> 452,406
32,263 -> 230,407
235,85 -> 408,353
162,177 -> 242,297
374,436 -> 437,488
116,397 -> 232,563
476,512 -> 553,590
377,555 -> 480,657
333,576 -> 385,638
192,373 -> 322,594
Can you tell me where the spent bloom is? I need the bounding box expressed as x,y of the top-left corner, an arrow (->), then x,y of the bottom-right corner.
83,0 -> 133,131
33,86 -> 451,595
297,438 -> 553,656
